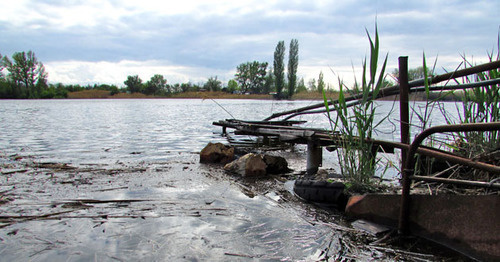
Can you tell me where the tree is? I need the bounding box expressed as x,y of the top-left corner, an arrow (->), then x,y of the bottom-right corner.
317,71 -> 325,93
227,79 -> 239,93
235,61 -> 268,93
287,39 -> 299,98
204,76 -> 222,92
96,84 -> 120,95
0,53 -> 4,80
3,51 -> 48,98
308,78 -> 317,92
263,67 -> 274,94
296,77 -> 307,93
124,75 -> 143,93
392,66 -> 431,81
145,74 -> 167,95
273,41 -> 286,99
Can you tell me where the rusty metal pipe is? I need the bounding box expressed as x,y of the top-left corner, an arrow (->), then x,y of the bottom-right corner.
410,175 -> 500,189
264,60 -> 500,121
405,122 -> 500,172
282,78 -> 500,120
399,122 -> 500,234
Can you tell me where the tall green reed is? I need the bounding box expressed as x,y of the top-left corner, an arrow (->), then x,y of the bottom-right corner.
447,35 -> 500,180
323,26 -> 388,191
424,32 -> 500,182
408,54 -> 449,175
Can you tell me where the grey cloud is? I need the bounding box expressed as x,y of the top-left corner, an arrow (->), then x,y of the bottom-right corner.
1,0 -> 497,85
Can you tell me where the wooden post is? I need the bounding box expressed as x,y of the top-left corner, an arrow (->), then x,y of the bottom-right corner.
306,140 -> 322,175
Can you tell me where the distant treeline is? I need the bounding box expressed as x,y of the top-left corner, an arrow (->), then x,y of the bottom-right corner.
0,42 -> 338,100
0,49 -> 469,100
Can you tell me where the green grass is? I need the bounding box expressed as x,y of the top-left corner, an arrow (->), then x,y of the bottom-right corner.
323,25 -> 389,192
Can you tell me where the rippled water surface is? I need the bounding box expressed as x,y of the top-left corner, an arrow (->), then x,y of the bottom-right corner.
0,99 -> 336,162
0,99 -> 461,261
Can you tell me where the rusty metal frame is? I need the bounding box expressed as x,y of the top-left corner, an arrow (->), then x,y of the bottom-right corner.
398,122 -> 500,234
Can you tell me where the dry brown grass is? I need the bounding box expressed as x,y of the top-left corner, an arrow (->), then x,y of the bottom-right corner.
169,91 -> 273,100
67,90 -> 338,100
110,93 -> 151,99
67,90 -> 111,99
292,91 -> 339,100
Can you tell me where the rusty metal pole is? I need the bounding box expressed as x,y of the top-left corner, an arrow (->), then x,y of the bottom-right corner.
398,56 -> 411,234
399,56 -> 410,168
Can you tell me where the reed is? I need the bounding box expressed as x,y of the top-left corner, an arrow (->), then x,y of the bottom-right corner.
446,36 -> 500,181
408,54 -> 446,175
323,26 -> 389,192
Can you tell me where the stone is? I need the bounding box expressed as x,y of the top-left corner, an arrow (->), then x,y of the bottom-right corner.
224,153 -> 267,177
199,142 -> 234,164
263,155 -> 289,174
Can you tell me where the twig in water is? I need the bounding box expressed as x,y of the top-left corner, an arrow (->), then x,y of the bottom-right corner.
224,252 -> 254,258
210,99 -> 235,119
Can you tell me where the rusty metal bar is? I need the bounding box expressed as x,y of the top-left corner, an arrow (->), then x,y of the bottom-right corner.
399,122 -> 500,234
281,78 -> 500,120
411,78 -> 500,93
415,146 -> 500,174
409,60 -> 500,88
399,56 -> 410,171
264,60 -> 500,121
410,175 -> 500,189
398,57 -> 411,235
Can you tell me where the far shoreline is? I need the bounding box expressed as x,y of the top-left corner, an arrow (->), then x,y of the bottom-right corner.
65,90 -> 340,100
0,89 -> 462,102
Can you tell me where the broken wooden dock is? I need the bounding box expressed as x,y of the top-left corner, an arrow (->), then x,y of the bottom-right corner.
212,59 -> 500,261
213,118 -> 397,175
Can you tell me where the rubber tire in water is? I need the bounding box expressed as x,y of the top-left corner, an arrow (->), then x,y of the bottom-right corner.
293,179 -> 345,203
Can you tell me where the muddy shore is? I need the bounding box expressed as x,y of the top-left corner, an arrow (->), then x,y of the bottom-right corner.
0,151 -> 469,261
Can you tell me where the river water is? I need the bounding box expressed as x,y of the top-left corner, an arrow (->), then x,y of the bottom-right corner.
0,99 -> 458,168
0,99 -> 461,261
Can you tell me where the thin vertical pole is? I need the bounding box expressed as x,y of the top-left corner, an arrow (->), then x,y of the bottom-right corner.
399,56 -> 410,165
398,56 -> 411,234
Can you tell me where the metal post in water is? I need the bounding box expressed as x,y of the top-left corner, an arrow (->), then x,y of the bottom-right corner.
398,56 -> 411,235
306,140 -> 322,175
399,56 -> 410,167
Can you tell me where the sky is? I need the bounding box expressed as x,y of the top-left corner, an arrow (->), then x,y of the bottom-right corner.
1,0 -> 499,88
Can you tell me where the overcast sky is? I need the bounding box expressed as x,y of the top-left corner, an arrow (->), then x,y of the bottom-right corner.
1,0 -> 499,87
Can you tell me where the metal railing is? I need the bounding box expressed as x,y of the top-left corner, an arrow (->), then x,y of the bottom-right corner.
396,56 -> 500,234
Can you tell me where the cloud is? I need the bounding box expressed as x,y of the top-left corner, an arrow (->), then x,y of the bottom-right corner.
1,0 -> 498,87
44,59 -> 234,86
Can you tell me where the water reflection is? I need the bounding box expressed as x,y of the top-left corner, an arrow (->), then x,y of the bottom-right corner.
0,99 -> 461,261
0,153 -> 337,261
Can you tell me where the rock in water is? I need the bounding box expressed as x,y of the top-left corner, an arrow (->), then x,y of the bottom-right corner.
199,142 -> 234,164
263,155 -> 289,174
224,153 -> 267,177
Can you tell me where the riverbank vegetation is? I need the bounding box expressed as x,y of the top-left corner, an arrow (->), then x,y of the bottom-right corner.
324,26 -> 388,192
0,40 -> 468,101
0,46 -> 342,100
0,38 -> 325,100
323,27 -> 500,192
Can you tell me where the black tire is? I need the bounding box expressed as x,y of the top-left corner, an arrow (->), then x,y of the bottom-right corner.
293,179 -> 346,204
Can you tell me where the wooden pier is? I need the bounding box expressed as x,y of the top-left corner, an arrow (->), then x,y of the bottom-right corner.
213,119 -> 397,175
